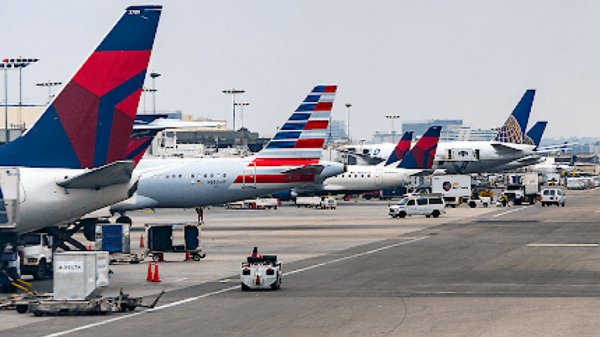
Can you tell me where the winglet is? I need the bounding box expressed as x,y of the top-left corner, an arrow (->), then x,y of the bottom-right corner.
384,131 -> 413,166
397,126 -> 442,169
494,89 -> 535,144
524,121 -> 547,147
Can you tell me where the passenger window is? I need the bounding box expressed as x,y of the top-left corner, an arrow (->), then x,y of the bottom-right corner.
178,174 -> 182,178
210,173 -> 214,178
191,174 -> 195,178
217,173 -> 221,178
407,200 -> 415,206
417,199 -> 427,206
223,173 -> 227,178
204,174 -> 207,178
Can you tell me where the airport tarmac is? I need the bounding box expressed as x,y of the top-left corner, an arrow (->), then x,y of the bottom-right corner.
2,189 -> 600,337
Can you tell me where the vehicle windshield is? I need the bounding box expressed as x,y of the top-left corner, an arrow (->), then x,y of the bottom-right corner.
398,199 -> 408,205
22,235 -> 41,245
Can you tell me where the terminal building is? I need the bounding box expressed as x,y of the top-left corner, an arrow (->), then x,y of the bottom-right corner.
371,119 -> 498,143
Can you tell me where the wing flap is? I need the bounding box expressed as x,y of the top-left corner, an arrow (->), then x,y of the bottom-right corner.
281,164 -> 324,175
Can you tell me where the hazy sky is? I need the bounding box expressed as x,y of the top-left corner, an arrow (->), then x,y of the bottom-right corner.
2,1 -> 600,139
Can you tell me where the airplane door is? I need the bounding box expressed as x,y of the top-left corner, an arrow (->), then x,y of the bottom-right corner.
374,168 -> 383,188
242,162 -> 257,189
0,168 -> 19,229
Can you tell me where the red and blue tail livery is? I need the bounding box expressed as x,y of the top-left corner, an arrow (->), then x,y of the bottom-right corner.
398,126 -> 442,170
384,131 -> 413,166
233,85 -> 337,185
0,5 -> 162,169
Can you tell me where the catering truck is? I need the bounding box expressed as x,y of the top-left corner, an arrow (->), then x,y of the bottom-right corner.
431,175 -> 471,208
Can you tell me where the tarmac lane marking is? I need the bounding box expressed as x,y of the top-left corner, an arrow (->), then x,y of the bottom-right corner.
492,206 -> 532,218
44,236 -> 429,337
527,243 -> 599,247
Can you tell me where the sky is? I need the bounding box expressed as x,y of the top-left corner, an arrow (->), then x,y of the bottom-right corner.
2,0 -> 600,140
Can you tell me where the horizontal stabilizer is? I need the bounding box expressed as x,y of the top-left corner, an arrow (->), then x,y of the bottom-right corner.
57,161 -> 134,189
491,142 -> 523,154
281,164 -> 325,175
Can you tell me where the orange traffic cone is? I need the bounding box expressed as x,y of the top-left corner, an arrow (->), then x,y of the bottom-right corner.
184,252 -> 191,261
87,242 -> 92,251
152,261 -> 161,283
139,233 -> 145,248
146,261 -> 153,282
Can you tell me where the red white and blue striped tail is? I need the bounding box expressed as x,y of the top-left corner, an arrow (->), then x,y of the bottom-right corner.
255,85 -> 336,162
232,85 -> 337,186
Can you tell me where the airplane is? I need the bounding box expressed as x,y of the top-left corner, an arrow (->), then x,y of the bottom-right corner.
293,126 -> 442,195
488,121 -> 548,172
108,85 -> 345,222
0,5 -> 162,277
345,89 -> 538,174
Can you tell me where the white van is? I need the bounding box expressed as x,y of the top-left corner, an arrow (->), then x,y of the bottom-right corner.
389,195 -> 446,218
540,188 -> 566,207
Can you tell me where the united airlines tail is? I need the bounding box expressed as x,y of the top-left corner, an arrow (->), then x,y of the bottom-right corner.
0,5 -> 162,169
397,126 -> 442,170
234,85 -> 337,184
384,131 -> 413,166
523,121 -> 547,147
494,89 -> 535,144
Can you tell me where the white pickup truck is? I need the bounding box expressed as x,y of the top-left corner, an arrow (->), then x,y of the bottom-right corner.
20,233 -> 53,280
295,196 -> 337,209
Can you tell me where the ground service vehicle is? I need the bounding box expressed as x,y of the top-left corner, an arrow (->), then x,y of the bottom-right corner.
241,255 -> 282,290
540,188 -> 566,207
389,195 -> 446,218
431,175 -> 471,208
20,233 -> 53,280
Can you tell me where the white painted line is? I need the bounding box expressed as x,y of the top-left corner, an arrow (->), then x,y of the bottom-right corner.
44,236 -> 429,337
527,243 -> 599,247
492,206 -> 531,218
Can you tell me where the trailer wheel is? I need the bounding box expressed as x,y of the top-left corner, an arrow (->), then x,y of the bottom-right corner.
192,254 -> 201,262
271,282 -> 280,290
16,304 -> 28,314
152,254 -> 161,262
33,310 -> 43,317
541,202 -> 546,207
469,201 -> 476,208
483,203 -> 488,208
241,283 -> 250,291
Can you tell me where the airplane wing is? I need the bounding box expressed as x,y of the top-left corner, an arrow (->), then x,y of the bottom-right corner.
57,161 -> 134,189
408,169 -> 434,177
281,164 -> 325,175
491,143 -> 524,155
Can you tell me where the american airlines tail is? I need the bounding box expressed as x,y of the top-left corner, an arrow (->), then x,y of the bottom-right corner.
494,89 -> 535,144
233,85 -> 337,185
384,131 -> 413,166
0,5 -> 162,169
523,121 -> 547,147
397,126 -> 442,170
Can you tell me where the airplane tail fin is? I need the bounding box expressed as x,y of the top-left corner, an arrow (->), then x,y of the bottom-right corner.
384,131 -> 413,166
524,121 -> 547,147
494,89 -> 535,144
254,85 -> 336,164
397,126 -> 442,170
0,5 -> 162,168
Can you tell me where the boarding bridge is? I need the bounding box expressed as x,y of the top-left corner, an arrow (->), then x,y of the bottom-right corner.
0,168 -> 19,229
440,148 -> 480,162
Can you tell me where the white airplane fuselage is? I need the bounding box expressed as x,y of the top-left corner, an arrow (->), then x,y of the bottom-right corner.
299,165 -> 422,194
1,167 -> 137,234
352,141 -> 536,174
112,158 -> 344,211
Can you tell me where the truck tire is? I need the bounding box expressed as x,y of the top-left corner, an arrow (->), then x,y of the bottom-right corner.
432,210 -> 440,218
541,202 -> 546,207
16,304 -> 29,314
241,283 -> 250,291
398,212 -> 406,219
483,203 -> 488,208
469,201 -> 476,208
192,254 -> 201,262
33,259 -> 48,280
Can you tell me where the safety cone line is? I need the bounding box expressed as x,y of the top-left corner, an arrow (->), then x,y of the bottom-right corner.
152,261 -> 161,283
146,261 -> 153,282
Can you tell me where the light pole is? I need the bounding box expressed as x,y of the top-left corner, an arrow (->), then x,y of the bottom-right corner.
222,88 -> 245,130
385,115 -> 400,143
36,81 -> 62,104
234,102 -> 250,129
1,58 -> 39,142
149,72 -> 161,114
345,103 -> 352,143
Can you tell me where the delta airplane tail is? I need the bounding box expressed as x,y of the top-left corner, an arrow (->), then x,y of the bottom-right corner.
0,5 -> 162,169
494,89 -> 535,144
397,126 -> 442,170
384,131 -> 413,166
524,121 -> 547,147
234,85 -> 337,185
